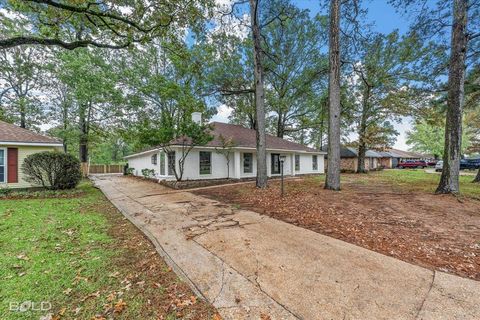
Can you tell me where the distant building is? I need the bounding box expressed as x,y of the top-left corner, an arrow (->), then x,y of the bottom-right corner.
323,146 -> 435,172
381,148 -> 434,168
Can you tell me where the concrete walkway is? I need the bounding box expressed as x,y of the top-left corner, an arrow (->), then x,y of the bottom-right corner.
92,175 -> 480,320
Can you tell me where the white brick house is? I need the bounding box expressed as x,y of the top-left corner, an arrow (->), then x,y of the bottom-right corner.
125,121 -> 326,181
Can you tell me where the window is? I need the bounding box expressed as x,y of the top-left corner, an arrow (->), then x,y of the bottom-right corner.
295,154 -> 300,171
0,148 -> 5,183
271,154 -> 280,174
199,151 -> 211,174
160,152 -> 165,175
151,153 -> 157,165
312,155 -> 318,170
168,152 -> 175,175
243,153 -> 253,173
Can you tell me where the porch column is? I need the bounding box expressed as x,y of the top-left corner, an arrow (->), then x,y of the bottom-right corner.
233,151 -> 241,179
291,153 -> 296,176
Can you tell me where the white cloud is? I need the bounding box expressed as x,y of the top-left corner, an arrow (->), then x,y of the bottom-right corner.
208,0 -> 250,41
212,104 -> 233,123
346,116 -> 413,151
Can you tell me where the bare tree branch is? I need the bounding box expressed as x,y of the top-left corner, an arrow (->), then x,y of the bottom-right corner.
0,36 -> 130,50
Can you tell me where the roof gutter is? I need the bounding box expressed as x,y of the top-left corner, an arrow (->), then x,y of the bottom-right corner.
0,141 -> 64,147
124,145 -> 326,159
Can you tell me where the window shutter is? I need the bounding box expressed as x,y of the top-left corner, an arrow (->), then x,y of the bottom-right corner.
7,148 -> 18,183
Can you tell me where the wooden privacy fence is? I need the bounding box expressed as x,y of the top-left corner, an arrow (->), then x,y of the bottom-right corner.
83,164 -> 124,175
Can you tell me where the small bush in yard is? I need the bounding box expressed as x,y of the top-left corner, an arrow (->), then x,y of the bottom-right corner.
22,152 -> 82,190
0,187 -> 11,196
141,168 -> 155,179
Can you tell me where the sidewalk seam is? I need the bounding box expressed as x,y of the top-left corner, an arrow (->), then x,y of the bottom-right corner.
415,270 -> 436,319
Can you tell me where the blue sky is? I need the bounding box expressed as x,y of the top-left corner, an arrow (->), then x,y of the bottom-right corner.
212,0 -> 417,150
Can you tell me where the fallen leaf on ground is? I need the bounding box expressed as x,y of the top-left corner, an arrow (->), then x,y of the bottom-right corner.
114,299 -> 127,313
260,313 -> 271,320
106,292 -> 116,302
108,271 -> 120,278
16,253 -> 29,261
81,291 -> 100,302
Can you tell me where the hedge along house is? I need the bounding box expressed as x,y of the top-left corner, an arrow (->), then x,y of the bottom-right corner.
0,120 -> 63,189
126,119 -> 326,181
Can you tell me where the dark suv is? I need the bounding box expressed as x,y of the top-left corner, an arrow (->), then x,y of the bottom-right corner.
461,159 -> 480,170
435,159 -> 480,172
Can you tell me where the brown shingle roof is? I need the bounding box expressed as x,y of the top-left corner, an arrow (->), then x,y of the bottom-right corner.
126,122 -> 322,158
201,122 -> 319,152
0,121 -> 62,144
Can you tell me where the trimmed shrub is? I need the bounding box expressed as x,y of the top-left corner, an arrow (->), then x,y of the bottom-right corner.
141,168 -> 155,179
22,152 -> 82,190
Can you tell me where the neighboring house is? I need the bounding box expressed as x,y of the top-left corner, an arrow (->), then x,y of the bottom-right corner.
0,121 -> 63,189
336,147 -> 382,172
126,121 -> 326,181
382,148 -> 431,168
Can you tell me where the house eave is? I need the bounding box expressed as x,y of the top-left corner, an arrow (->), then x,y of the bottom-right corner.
0,141 -> 63,147
124,145 -> 326,159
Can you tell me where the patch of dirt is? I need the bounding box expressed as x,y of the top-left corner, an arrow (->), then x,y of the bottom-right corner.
194,177 -> 480,281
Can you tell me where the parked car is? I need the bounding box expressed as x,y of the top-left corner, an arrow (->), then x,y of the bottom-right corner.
398,160 -> 428,169
435,159 -> 480,172
426,160 -> 437,166
467,158 -> 480,169
462,159 -> 479,170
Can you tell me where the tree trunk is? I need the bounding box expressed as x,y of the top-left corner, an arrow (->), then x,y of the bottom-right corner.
277,113 -> 284,138
250,0 -> 267,189
226,156 -> 230,179
79,104 -> 88,163
325,0 -> 341,191
473,168 -> 480,183
19,97 -> 26,128
357,87 -> 370,173
62,102 -> 68,153
436,0 -> 467,194
357,142 -> 367,173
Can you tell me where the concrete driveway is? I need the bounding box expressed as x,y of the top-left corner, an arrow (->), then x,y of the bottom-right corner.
92,175 -> 480,320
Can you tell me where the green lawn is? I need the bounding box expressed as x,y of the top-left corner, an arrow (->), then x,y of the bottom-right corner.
341,169 -> 480,199
0,181 -> 216,320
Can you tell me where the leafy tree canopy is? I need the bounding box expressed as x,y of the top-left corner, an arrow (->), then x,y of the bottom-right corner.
0,0 -> 214,49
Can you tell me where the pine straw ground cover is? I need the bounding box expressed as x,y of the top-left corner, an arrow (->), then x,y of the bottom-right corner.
194,170 -> 480,281
0,181 -> 218,320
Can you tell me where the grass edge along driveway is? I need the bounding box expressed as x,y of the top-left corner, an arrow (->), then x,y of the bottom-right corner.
0,181 -> 218,320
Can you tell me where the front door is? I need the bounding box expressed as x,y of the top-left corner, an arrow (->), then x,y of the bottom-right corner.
271,154 -> 280,174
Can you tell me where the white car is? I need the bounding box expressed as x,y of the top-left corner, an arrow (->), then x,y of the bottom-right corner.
435,160 -> 443,172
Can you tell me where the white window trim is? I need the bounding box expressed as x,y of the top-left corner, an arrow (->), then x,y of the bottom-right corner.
199,151 -> 212,175
243,152 -> 253,174
0,147 -> 6,184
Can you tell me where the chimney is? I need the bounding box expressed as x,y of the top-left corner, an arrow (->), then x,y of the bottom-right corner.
192,112 -> 202,124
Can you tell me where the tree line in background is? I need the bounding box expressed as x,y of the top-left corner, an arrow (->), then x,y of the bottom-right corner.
0,0 -> 479,192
